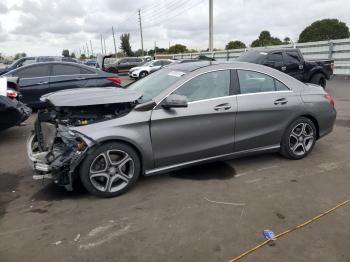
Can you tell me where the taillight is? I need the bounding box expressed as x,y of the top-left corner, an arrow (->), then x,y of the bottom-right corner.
107,77 -> 122,85
324,94 -> 335,106
6,89 -> 18,98
331,63 -> 335,70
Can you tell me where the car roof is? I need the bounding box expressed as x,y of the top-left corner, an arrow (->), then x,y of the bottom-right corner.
166,61 -> 218,72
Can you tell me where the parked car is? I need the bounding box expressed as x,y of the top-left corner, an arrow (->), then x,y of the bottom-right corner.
128,59 -> 174,79
237,48 -> 334,88
27,61 -> 336,197
0,56 -> 80,76
3,62 -> 122,108
83,60 -> 97,67
105,57 -> 146,74
0,57 -> 36,75
0,77 -> 31,131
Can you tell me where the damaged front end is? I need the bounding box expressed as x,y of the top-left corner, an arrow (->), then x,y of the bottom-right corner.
27,87 -> 142,190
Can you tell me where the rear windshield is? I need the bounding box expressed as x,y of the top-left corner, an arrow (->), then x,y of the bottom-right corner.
237,51 -> 267,64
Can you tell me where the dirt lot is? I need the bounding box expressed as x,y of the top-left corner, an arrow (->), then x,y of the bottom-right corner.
0,77 -> 349,262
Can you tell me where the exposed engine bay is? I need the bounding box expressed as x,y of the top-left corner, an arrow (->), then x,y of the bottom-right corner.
38,102 -> 135,127
28,87 -> 143,190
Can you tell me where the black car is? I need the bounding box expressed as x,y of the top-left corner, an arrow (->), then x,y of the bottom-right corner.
0,77 -> 31,131
237,48 -> 334,88
0,57 -> 36,75
3,62 -> 122,107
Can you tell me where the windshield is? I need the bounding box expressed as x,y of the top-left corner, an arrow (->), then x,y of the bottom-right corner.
128,69 -> 185,102
237,51 -> 267,64
142,61 -> 153,67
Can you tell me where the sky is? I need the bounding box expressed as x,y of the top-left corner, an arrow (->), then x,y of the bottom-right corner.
0,0 -> 349,56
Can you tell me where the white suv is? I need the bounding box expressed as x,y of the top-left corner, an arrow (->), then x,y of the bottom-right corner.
128,59 -> 174,79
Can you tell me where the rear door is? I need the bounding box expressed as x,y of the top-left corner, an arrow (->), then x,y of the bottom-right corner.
263,52 -> 284,71
283,51 -> 304,81
151,70 -> 237,168
15,64 -> 50,105
49,64 -> 88,93
235,69 -> 302,152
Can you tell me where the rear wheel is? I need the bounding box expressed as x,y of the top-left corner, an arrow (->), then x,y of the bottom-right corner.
80,142 -> 141,197
310,73 -> 326,89
280,117 -> 317,160
139,71 -> 148,78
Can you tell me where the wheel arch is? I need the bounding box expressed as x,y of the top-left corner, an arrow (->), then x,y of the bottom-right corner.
93,138 -> 146,174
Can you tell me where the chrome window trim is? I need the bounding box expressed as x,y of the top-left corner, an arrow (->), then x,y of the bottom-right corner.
155,66 -> 293,107
19,73 -> 98,80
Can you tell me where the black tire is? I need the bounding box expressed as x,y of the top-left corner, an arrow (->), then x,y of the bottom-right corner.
139,71 -> 148,78
280,117 -> 317,160
80,142 -> 141,198
310,73 -> 326,89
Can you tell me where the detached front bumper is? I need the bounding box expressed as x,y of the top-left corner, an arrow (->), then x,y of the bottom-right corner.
27,126 -> 91,190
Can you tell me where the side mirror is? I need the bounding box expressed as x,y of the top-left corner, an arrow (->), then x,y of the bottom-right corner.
162,94 -> 188,109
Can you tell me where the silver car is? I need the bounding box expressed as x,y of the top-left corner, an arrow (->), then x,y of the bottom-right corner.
27,62 -> 336,197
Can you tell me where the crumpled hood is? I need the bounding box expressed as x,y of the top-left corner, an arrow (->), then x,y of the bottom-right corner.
40,87 -> 143,107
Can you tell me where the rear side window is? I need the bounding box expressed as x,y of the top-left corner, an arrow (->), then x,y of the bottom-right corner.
52,65 -> 81,76
173,70 -> 230,102
80,67 -> 95,74
237,70 -> 289,94
15,65 -> 49,78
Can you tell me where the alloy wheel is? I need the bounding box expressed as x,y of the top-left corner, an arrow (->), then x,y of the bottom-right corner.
89,150 -> 135,192
289,122 -> 315,156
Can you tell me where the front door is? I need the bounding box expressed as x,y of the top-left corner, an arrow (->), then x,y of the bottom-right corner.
150,70 -> 237,168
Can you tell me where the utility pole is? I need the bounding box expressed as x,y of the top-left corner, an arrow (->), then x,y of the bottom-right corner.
154,41 -> 156,59
104,38 -> 107,55
82,46 -> 86,56
209,0 -> 213,52
138,9 -> 144,55
112,26 -> 118,57
90,40 -> 94,57
86,42 -> 90,57
100,35 -> 104,54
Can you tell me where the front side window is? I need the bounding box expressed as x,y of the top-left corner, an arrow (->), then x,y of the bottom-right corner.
52,65 -> 81,76
152,61 -> 162,66
266,52 -> 283,63
285,52 -> 301,65
173,70 -> 230,102
16,65 -> 49,78
238,70 -> 289,94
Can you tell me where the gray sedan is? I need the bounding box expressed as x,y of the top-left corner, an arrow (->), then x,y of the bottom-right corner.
27,61 -> 336,197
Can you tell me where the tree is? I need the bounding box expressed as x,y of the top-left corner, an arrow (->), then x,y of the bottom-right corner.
14,53 -> 26,60
148,47 -> 169,56
283,37 -> 291,44
80,54 -> 87,60
225,40 -> 246,50
70,52 -> 76,58
168,44 -> 188,54
251,31 -> 283,47
298,19 -> 350,43
62,49 -> 70,57
120,33 -> 133,56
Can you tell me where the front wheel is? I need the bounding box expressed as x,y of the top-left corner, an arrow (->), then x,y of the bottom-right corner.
280,117 -> 317,160
139,71 -> 148,78
80,142 -> 141,197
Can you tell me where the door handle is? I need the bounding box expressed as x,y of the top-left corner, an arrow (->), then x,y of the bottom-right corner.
281,66 -> 287,71
214,103 -> 231,111
274,98 -> 288,105
37,81 -> 48,85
